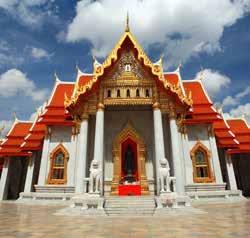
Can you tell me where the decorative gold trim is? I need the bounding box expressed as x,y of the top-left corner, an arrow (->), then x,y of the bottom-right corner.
111,123 -> 149,195
97,102 -> 105,111
190,141 -> 215,183
47,144 -> 69,185
152,102 -> 160,110
65,29 -> 193,108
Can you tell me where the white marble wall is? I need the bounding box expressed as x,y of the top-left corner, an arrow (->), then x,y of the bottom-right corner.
39,126 -> 77,186
185,124 -> 223,184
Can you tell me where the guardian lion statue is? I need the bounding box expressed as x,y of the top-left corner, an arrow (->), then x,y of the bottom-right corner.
89,160 -> 102,194
159,158 -> 170,193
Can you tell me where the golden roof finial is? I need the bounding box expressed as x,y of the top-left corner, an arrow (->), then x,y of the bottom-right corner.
13,111 -> 17,121
0,125 -> 5,136
199,66 -> 204,81
160,53 -> 164,63
125,12 -> 130,32
54,71 -> 61,82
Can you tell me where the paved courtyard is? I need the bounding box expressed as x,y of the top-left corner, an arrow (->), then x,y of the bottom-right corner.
0,200 -> 250,238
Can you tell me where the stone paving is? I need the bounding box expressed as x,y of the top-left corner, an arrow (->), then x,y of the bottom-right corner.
0,200 -> 250,238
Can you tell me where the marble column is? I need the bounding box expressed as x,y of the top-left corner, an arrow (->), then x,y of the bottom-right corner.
225,153 -> 237,190
153,102 -> 166,195
93,103 -> 105,194
208,128 -> 223,183
181,130 -> 193,185
75,116 -> 89,194
169,109 -> 185,194
0,158 -> 10,200
38,133 -> 50,185
24,153 -> 36,193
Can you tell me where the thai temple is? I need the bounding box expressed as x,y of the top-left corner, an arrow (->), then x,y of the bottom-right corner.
0,20 -> 249,215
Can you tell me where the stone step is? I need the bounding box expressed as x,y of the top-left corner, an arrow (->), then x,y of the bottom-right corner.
105,207 -> 155,212
105,205 -> 155,208
104,196 -> 156,216
105,201 -> 154,205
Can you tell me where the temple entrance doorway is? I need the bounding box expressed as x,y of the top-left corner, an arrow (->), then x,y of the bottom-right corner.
111,123 -> 149,195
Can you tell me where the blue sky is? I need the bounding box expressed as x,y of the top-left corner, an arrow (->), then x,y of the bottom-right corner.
0,0 -> 250,134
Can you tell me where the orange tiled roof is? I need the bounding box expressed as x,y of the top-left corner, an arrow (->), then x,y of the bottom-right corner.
183,80 -> 219,123
21,117 -> 46,151
227,119 -> 250,153
0,121 -> 32,157
182,80 -> 239,149
164,73 -> 179,86
213,117 -> 239,148
38,81 -> 75,126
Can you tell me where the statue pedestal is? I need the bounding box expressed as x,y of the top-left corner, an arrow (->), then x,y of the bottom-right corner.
155,192 -> 191,210
70,194 -> 105,215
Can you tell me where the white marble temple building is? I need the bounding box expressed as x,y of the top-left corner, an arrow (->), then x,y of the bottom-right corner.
0,23 -> 249,208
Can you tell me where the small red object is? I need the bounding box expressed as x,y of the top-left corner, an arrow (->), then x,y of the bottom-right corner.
118,184 -> 141,196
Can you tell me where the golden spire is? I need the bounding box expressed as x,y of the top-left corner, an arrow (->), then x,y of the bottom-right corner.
125,12 -> 130,32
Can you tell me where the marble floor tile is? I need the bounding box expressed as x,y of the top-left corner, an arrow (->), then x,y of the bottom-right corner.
0,200 -> 250,238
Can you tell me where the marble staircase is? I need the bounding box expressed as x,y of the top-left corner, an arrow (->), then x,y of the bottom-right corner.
104,196 -> 156,216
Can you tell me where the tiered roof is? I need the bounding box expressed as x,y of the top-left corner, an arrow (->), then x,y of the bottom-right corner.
227,119 -> 250,154
38,80 -> 75,126
182,80 -> 219,123
21,115 -> 46,151
0,120 -> 32,157
0,24 -> 249,157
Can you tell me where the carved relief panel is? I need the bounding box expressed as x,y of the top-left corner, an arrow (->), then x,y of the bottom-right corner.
101,50 -> 156,106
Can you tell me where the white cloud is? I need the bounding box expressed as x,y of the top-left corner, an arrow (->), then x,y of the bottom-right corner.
0,0 -> 57,27
229,103 -> 250,123
0,53 -> 24,68
194,69 -> 231,98
0,69 -> 48,102
222,95 -> 239,107
65,0 -> 250,67
30,47 -> 51,60
0,41 -> 24,68
222,86 -> 250,107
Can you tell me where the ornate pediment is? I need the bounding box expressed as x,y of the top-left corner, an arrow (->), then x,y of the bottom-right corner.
65,22 -> 193,112
106,50 -> 148,81
102,50 -> 156,106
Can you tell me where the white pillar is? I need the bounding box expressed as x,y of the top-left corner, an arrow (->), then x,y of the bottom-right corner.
24,153 -> 36,193
38,134 -> 50,185
181,131 -> 193,185
0,158 -> 10,200
93,103 -> 104,194
75,117 -> 89,194
225,153 -> 237,190
153,103 -> 166,195
209,131 -> 223,183
169,114 -> 185,194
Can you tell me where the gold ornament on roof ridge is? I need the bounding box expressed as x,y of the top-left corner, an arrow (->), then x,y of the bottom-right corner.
64,23 -> 193,108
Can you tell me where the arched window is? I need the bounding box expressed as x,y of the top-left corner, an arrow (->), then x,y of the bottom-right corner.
145,89 -> 150,97
126,89 -> 130,97
190,142 -> 214,183
117,89 -> 121,97
47,144 -> 69,184
107,89 -> 111,98
136,89 -> 140,97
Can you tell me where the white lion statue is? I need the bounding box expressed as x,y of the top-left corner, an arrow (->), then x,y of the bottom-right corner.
89,160 -> 102,194
159,158 -> 170,193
